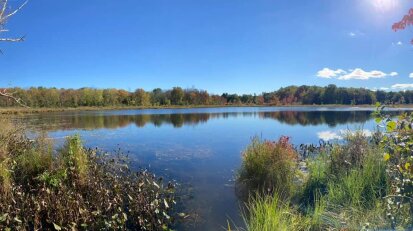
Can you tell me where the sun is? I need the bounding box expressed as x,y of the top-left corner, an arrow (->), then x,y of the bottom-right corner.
370,0 -> 399,12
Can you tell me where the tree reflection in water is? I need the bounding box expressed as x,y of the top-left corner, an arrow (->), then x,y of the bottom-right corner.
20,110 -> 403,131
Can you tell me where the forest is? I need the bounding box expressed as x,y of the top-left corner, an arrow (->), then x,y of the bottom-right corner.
1,84 -> 412,108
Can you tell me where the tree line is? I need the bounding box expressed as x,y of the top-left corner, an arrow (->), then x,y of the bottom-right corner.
0,84 -> 412,108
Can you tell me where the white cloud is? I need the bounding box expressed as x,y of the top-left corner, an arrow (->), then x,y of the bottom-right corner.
380,87 -> 389,90
349,32 -> 356,37
409,73 -> 413,78
340,129 -> 372,137
392,83 -> 413,90
317,129 -> 372,141
316,68 -> 347,79
338,68 -> 387,80
397,41 -> 403,45
316,68 -> 398,80
317,131 -> 342,141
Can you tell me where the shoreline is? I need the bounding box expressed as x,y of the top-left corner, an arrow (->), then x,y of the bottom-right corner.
0,104 -> 411,115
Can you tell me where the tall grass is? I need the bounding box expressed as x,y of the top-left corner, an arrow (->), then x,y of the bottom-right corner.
238,131 -> 395,230
243,194 -> 311,231
0,118 -> 24,193
327,152 -> 388,208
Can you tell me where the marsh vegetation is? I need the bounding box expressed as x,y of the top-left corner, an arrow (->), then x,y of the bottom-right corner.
0,118 -> 176,230
235,106 -> 413,230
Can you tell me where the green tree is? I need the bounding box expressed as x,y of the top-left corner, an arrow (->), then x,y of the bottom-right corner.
134,89 -> 151,106
103,89 -> 120,106
323,84 -> 337,104
170,87 -> 184,105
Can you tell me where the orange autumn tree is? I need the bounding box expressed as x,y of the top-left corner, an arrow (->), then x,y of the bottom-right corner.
393,8 -> 413,44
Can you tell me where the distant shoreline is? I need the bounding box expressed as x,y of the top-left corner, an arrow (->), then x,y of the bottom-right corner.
1,104 -> 412,115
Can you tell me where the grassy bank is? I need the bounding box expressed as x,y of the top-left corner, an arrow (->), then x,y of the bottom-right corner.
235,126 -> 413,230
0,118 -> 176,230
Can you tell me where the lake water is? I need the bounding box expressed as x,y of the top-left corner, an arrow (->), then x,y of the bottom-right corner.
15,106 -> 408,231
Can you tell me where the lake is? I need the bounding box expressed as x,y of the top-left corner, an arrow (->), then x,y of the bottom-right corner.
15,106 -> 409,231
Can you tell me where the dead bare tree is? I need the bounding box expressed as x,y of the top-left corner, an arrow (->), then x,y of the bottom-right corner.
0,0 -> 29,107
0,0 -> 27,44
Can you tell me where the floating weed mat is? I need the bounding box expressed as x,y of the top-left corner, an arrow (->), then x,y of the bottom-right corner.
0,118 -> 177,230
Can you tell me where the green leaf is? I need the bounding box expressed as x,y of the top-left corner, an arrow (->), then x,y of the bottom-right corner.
375,117 -> 382,124
375,102 -> 381,108
384,153 -> 391,161
53,223 -> 62,231
405,162 -> 411,170
386,121 -> 397,132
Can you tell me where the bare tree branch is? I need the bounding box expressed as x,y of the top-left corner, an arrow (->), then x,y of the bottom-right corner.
0,0 -> 27,24
0,0 -> 28,107
0,0 -> 8,19
0,36 -> 24,42
0,89 -> 30,108
0,0 -> 27,46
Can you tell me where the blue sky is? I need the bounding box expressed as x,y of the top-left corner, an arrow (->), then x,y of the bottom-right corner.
0,0 -> 412,94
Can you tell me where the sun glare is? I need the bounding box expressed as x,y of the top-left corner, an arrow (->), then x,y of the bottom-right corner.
371,0 -> 399,12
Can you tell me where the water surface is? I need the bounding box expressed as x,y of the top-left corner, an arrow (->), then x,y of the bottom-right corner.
16,106 -> 407,230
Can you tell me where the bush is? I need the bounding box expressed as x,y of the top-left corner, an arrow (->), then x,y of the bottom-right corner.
238,136 -> 298,198
374,105 -> 413,228
329,130 -> 370,175
0,118 -> 176,230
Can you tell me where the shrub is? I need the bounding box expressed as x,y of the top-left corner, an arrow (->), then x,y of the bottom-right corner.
59,135 -> 89,185
0,118 -> 176,230
329,130 -> 370,175
374,105 -> 413,228
238,136 -> 298,198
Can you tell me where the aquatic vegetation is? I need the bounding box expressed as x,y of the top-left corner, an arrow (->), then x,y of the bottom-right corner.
236,130 -> 403,230
0,118 -> 176,230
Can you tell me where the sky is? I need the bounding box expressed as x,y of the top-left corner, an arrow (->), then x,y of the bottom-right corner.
0,0 -> 412,94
